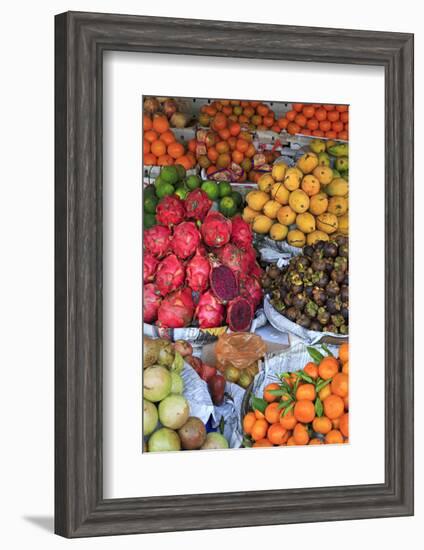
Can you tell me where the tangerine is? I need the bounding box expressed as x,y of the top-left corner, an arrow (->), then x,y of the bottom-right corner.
267,423 -> 288,445
325,429 -> 344,444
331,373 -> 349,398
264,402 -> 281,424
323,395 -> 344,420
243,412 -> 256,435
303,362 -> 319,380
293,423 -> 310,445
295,383 -> 316,401
312,416 -> 332,435
280,410 -> 297,430
339,343 -> 349,364
167,142 -> 185,160
251,419 -> 269,441
340,413 -> 349,437
318,357 -> 339,380
263,383 -> 280,403
253,438 -> 273,447
151,139 -> 167,157
294,400 -> 315,423
152,114 -> 169,134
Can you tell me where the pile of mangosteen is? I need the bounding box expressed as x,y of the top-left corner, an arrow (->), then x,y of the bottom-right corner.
262,236 -> 349,334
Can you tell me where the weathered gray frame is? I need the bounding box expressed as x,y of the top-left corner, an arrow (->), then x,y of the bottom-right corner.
55,11 -> 414,537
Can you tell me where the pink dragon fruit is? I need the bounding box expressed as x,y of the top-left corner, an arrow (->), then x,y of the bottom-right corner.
251,261 -> 263,280
226,296 -> 254,332
186,249 -> 210,293
209,262 -> 239,303
216,242 -> 255,275
239,274 -> 263,309
143,252 -> 159,283
184,189 -> 212,222
156,254 -> 185,296
230,215 -> 253,250
201,211 -> 232,248
144,225 -> 171,258
157,287 -> 194,328
195,290 -> 225,328
156,195 -> 185,227
171,221 -> 201,259
143,283 -> 162,323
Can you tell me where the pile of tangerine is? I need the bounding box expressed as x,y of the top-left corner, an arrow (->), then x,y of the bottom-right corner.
277,103 -> 349,140
243,343 -> 349,447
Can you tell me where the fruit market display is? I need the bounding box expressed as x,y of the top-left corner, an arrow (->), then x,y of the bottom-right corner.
242,343 -> 349,447
199,99 -> 279,132
143,337 -> 229,451
277,103 -> 349,140
243,140 -> 349,245
263,236 -> 348,334
143,114 -> 196,169
143,96 -> 350,453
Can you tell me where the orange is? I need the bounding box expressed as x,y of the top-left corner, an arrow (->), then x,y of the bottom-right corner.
216,153 -> 231,168
293,103 -> 304,112
303,105 -> 315,119
267,423 -> 288,445
315,108 -> 327,121
229,122 -> 241,136
285,110 -> 296,122
175,155 -> 193,171
331,373 -> 349,398
323,395 -> 344,420
222,105 -> 232,116
278,117 -> 289,129
262,115 -> 274,128
335,105 -> 349,112
303,362 -> 319,380
306,118 -> 319,130
243,412 -> 257,435
232,150 -> 244,164
302,129 -> 312,136
295,114 -> 307,128
143,115 -> 152,131
160,130 -> 176,146
265,402 -> 281,424
342,358 -> 349,372
325,429 -> 344,444
152,114 -> 169,134
312,416 -> 332,435
280,410 -> 297,430
323,104 -> 335,111
236,139 -> 249,153
227,136 -> 237,151
339,343 -> 349,364
167,142 -> 185,160
251,418 -> 269,441
319,120 -> 332,132
287,122 -> 301,135
293,423 -> 310,445
245,144 -> 256,158
256,103 -> 269,116
287,436 -> 297,446
144,129 -> 159,143
294,400 -> 315,424
327,110 -> 340,122
143,139 -> 150,155
340,111 -> 349,123
295,383 -> 316,401
254,408 -> 265,420
187,138 -> 197,153
309,438 -> 323,445
207,147 -> 219,162
319,386 -> 331,403
218,128 -> 231,141
253,438 -> 273,447
332,121 -> 344,133
157,154 -> 174,166
325,131 -> 337,139
263,383 -> 280,403
318,357 -> 339,380
212,112 -> 227,131
144,153 -> 157,165
216,140 -> 230,154
271,124 -> 281,133
337,130 -> 348,140
332,417 -> 340,429
340,413 -> 349,437
312,129 -> 324,137
206,165 -> 217,176
151,139 -> 167,157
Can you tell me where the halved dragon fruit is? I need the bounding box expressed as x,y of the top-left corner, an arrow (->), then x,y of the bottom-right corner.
143,283 -> 162,323
156,195 -> 185,227
144,225 -> 171,258
239,274 -> 263,309
171,221 -> 201,259
209,263 -> 238,303
226,296 -> 254,332
157,287 -> 194,328
156,254 -> 185,296
230,215 -> 253,250
186,249 -> 210,293
143,252 -> 159,283
184,189 -> 212,222
201,211 -> 232,248
195,290 -> 225,328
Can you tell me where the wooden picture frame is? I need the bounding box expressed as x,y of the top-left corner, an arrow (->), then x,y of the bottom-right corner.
55,11 -> 414,537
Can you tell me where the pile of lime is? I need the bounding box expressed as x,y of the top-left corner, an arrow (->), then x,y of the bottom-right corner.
200,180 -> 243,218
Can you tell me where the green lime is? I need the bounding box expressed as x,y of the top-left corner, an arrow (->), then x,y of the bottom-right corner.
201,180 -> 220,201
230,191 -> 243,208
144,184 -> 156,198
175,187 -> 189,200
144,194 -> 158,214
175,164 -> 186,181
219,196 -> 237,218
154,175 -> 165,189
185,174 -> 201,190
218,181 -> 232,198
156,181 -> 175,199
144,213 -> 157,229
160,166 -> 179,185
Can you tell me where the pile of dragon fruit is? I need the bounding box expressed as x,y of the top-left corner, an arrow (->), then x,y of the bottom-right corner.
143,189 -> 263,331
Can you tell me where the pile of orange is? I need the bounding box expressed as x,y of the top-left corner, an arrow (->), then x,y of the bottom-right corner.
199,99 -> 279,132
143,114 -> 196,170
191,126 -> 258,181
277,104 -> 349,141
243,343 -> 349,447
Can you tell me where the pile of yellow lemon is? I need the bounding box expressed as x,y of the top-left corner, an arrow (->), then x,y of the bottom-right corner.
242,151 -> 349,247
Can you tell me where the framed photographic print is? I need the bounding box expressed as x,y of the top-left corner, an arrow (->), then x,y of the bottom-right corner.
55,11 -> 414,537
